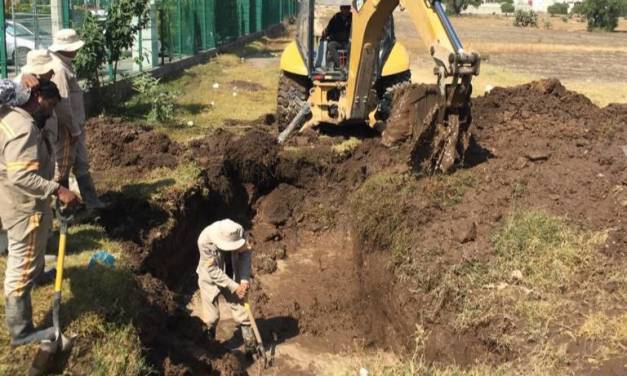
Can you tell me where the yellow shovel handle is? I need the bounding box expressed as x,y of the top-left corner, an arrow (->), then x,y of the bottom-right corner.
54,231 -> 66,292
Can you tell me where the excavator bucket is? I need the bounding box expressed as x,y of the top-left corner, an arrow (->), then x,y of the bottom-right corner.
382,82 -> 473,174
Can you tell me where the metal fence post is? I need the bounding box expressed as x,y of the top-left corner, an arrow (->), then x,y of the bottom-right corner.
62,0 -> 71,28
239,0 -> 249,36
0,0 -> 6,78
255,0 -> 262,32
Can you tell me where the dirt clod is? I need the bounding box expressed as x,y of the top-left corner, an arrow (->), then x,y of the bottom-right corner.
86,117 -> 180,172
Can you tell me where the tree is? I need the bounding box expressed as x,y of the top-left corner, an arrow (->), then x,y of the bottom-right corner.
501,2 -> 515,15
514,9 -> 539,27
547,2 -> 569,15
445,0 -> 482,16
75,14 -> 107,88
104,0 -> 150,81
582,0 -> 624,31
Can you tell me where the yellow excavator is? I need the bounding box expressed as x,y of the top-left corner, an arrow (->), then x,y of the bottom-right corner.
276,0 -> 480,173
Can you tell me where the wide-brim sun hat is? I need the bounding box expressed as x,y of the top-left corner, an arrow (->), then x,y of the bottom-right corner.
49,28 -> 85,52
21,49 -> 55,75
209,219 -> 246,251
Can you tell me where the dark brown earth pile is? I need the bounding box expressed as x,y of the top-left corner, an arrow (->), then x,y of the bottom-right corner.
354,79 -> 627,372
88,79 -> 626,374
85,117 -> 180,172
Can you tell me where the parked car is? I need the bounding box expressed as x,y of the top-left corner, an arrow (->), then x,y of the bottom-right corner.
5,20 -> 52,67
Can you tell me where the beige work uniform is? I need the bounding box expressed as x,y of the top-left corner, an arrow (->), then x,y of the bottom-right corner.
196,226 -> 252,329
48,52 -> 89,182
0,106 -> 59,298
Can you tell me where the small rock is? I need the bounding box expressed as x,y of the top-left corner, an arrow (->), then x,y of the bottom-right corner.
620,199 -> 627,208
209,101 -> 215,107
520,286 -> 533,295
273,246 -> 287,260
510,269 -> 523,282
186,121 -> 194,127
485,85 -> 494,94
212,83 -> 220,89
514,157 -> 528,170
549,194 -> 560,201
257,254 -> 278,274
597,173 -> 605,178
525,150 -> 551,162
232,92 -> 238,97
458,222 -> 477,243
497,282 -> 509,290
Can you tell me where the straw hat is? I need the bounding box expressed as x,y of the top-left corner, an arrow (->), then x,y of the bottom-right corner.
208,219 -> 246,251
49,29 -> 85,52
21,49 -> 55,76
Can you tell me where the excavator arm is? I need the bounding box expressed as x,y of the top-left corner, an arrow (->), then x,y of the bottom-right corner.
345,0 -> 479,120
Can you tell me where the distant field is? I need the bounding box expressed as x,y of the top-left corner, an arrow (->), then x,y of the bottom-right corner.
395,13 -> 627,106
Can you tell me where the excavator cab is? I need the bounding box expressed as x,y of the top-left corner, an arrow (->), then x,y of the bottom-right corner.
277,0 -> 480,173
278,0 -> 411,126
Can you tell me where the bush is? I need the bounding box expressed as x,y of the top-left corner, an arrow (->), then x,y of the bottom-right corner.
75,14 -> 106,88
501,2 -> 515,14
444,0 -> 482,15
581,0 -> 624,31
514,9 -> 539,27
571,1 -> 586,15
131,73 -> 178,123
547,2 -> 569,15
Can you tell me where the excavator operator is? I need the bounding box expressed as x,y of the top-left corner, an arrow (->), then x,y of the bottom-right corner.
321,4 -> 352,70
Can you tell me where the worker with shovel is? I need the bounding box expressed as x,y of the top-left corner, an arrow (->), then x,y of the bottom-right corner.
48,29 -> 106,210
197,219 -> 259,354
0,75 -> 79,345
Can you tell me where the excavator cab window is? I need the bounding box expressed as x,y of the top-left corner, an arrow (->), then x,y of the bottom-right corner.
296,0 -> 396,79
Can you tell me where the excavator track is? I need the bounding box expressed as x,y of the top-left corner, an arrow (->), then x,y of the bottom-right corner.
381,82 -> 473,174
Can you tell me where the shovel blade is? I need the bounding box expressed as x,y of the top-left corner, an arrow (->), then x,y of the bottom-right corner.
29,334 -> 75,376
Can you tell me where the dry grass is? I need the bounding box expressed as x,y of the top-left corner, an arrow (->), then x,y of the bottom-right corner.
465,41 -> 627,54
0,224 -> 150,375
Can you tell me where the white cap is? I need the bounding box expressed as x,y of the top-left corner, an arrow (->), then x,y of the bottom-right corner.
49,29 -> 85,52
208,219 -> 246,251
21,49 -> 55,75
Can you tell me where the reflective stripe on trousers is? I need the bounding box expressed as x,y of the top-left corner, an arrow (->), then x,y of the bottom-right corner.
3,209 -> 51,298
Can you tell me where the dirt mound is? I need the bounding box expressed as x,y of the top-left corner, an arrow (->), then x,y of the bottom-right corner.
90,79 -> 626,374
85,117 -> 180,172
353,79 -> 627,370
223,130 -> 280,191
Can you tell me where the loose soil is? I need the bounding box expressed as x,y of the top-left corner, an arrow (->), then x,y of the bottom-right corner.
88,79 -> 625,374
85,117 -> 181,173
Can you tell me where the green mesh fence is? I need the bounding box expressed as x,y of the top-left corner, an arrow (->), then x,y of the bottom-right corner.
157,0 -> 297,57
0,0 -> 297,78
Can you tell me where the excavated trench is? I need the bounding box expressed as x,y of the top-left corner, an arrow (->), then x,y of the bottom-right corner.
85,79 -> 627,374
90,125 -> 392,374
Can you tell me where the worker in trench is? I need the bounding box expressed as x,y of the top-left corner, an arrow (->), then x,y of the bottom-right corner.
47,29 -> 106,210
0,54 -> 79,344
322,3 -> 352,70
197,219 -> 258,354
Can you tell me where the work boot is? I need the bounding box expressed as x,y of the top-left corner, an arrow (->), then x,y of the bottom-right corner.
5,294 -> 35,345
240,325 -> 257,355
76,174 -> 107,210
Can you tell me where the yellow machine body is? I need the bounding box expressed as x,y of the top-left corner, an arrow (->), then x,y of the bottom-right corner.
280,40 -> 410,79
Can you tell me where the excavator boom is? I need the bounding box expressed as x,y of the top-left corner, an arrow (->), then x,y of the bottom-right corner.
346,0 -> 478,120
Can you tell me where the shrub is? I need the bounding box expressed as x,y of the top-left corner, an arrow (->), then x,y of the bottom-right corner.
547,2 -> 569,15
501,2 -> 515,14
581,0 -> 624,31
445,0 -> 482,15
131,73 -> 178,123
75,14 -> 107,88
571,1 -> 586,15
514,9 -> 539,27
